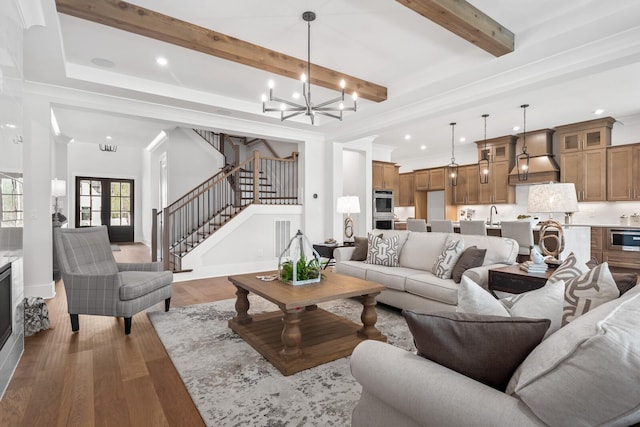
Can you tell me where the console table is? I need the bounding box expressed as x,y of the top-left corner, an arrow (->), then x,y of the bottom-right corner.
488,264 -> 552,295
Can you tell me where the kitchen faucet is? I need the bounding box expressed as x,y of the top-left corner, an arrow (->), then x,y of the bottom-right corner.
489,205 -> 498,225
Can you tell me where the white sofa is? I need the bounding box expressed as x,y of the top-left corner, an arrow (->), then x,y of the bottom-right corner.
350,284 -> 640,427
334,230 -> 518,312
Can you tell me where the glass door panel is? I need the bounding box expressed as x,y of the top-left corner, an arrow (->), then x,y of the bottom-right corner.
76,177 -> 134,242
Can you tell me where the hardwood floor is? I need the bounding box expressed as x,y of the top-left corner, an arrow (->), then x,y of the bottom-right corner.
0,243 -> 238,426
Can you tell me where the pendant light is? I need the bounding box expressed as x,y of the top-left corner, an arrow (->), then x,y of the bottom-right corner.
517,104 -> 530,181
448,122 -> 458,187
478,114 -> 490,184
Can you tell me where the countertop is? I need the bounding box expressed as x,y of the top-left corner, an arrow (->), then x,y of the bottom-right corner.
0,250 -> 22,271
394,220 -> 640,230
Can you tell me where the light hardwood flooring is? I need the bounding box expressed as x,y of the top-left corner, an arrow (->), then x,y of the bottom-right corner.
0,243 -> 238,426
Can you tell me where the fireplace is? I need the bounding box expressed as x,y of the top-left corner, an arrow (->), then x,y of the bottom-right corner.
0,264 -> 11,350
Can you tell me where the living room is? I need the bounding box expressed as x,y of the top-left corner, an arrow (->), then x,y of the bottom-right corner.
2,0 -> 640,425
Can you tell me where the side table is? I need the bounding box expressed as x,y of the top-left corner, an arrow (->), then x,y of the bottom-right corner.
488,264 -> 552,295
313,242 -> 353,269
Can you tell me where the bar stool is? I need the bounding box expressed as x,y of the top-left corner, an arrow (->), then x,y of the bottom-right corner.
500,220 -> 535,263
407,219 -> 427,232
459,220 -> 487,236
430,220 -> 454,233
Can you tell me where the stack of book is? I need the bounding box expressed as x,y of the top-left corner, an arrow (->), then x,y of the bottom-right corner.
520,261 -> 548,273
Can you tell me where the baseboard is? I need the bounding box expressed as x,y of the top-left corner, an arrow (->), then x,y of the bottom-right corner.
23,280 -> 56,299
173,260 -> 278,282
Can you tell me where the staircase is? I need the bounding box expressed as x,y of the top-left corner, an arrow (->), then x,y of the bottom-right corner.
152,150 -> 299,272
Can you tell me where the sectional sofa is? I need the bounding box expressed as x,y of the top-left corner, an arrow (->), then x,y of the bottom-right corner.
334,229 -> 519,312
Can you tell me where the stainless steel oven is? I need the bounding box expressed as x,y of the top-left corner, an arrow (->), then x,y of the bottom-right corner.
374,218 -> 394,230
608,229 -> 640,251
373,190 -> 394,215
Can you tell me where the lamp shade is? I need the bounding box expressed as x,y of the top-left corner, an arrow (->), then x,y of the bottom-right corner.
527,183 -> 579,214
336,196 -> 360,215
51,179 -> 66,197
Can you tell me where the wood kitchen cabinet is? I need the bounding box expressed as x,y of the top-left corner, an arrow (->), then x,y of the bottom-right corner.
398,172 -> 415,206
607,143 -> 640,201
590,226 -> 604,264
454,165 -> 480,205
372,161 -> 399,192
415,167 -> 445,191
475,135 -> 516,204
557,117 -> 613,202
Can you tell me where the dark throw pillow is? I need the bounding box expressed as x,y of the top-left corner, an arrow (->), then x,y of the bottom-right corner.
612,272 -> 638,295
451,246 -> 487,283
350,234 -> 383,261
402,310 -> 550,391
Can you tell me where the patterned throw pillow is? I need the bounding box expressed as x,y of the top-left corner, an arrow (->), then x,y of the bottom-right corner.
562,262 -> 619,325
548,252 -> 589,284
365,234 -> 400,267
432,239 -> 465,279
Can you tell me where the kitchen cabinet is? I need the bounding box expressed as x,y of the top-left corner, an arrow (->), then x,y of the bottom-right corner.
454,165 -> 479,205
415,167 -> 445,191
398,173 -> 415,206
557,117 -> 615,153
372,161 -> 399,193
475,135 -> 516,204
561,149 -> 607,201
590,226 -> 604,264
607,143 -> 640,201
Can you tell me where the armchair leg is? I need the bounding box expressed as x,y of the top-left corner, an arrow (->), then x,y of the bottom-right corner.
70,314 -> 79,332
165,297 -> 171,312
124,317 -> 132,335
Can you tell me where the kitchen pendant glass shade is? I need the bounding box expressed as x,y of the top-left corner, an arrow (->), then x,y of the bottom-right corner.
478,114 -> 490,184
448,122 -> 458,187
517,104 -> 530,181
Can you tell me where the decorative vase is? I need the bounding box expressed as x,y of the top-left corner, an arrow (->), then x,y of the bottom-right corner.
278,229 -> 322,286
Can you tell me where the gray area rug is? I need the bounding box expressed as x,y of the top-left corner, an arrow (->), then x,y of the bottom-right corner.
148,295 -> 415,427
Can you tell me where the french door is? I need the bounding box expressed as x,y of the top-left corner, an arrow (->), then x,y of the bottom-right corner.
75,177 -> 134,242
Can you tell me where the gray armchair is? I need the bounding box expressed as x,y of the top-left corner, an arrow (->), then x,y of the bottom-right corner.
54,226 -> 172,334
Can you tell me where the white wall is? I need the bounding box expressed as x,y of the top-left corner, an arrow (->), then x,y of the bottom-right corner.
342,149 -> 367,239
67,142 -> 144,241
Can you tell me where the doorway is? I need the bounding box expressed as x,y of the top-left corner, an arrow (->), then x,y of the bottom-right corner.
75,177 -> 134,242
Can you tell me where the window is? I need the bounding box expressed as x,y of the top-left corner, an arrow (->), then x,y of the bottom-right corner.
0,173 -> 24,228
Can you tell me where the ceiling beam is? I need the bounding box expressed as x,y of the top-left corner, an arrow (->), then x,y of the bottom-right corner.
55,0 -> 387,102
395,0 -> 514,57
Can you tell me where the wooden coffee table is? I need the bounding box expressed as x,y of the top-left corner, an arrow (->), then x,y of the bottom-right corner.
227,270 -> 387,376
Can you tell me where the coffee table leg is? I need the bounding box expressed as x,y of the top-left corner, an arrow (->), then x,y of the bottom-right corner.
233,286 -> 252,325
358,293 -> 383,340
280,309 -> 302,359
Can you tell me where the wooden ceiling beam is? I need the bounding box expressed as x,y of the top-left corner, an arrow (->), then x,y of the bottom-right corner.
55,0 -> 387,102
396,0 -> 514,57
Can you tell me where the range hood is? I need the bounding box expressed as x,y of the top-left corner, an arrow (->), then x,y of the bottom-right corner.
508,129 -> 560,185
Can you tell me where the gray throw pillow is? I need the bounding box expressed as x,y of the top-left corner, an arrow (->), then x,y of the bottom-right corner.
451,246 -> 487,283
365,234 -> 400,267
403,310 -> 550,391
612,272 -> 638,295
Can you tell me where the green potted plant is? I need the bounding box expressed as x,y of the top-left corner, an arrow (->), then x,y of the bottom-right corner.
278,230 -> 323,285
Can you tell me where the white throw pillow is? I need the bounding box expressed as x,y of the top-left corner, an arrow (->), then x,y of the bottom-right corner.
365,234 -> 400,267
506,290 -> 640,427
457,277 -> 565,338
548,252 -> 589,284
432,239 -> 465,279
562,262 -> 619,325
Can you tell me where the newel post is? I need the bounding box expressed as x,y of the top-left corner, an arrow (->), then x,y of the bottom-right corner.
151,208 -> 158,262
253,150 -> 260,204
163,208 -> 170,271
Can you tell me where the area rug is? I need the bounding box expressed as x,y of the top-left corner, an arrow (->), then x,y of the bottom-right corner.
148,296 -> 415,426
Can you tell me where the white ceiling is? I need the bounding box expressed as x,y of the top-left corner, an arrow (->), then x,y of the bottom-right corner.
22,0 -> 640,162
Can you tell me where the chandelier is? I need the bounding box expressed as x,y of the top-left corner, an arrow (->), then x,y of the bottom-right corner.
261,11 -> 357,125
517,104 -> 530,181
478,114 -> 490,184
448,122 -> 458,187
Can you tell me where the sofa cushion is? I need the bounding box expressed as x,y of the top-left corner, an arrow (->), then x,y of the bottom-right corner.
334,260 -> 368,280
366,234 -> 400,267
398,232 -> 448,271
457,276 -> 565,338
405,273 -> 459,305
451,246 -> 486,283
507,287 -> 640,427
432,238 -> 465,279
365,266 -> 424,292
562,261 -> 619,325
403,310 -> 550,391
119,270 -> 173,301
445,234 -> 518,266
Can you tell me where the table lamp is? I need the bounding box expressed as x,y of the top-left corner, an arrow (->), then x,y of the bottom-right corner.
336,196 -> 360,241
527,182 -> 579,262
52,178 -> 66,226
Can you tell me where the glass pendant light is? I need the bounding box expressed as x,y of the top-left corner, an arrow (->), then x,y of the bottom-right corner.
448,122 -> 458,187
478,114 -> 490,184
517,104 -> 530,181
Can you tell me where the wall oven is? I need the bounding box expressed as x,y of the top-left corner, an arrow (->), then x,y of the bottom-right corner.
608,229 -> 640,251
373,190 -> 394,215
374,218 -> 394,230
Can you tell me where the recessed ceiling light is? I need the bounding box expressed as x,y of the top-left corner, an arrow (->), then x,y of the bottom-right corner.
292,92 -> 300,99
156,56 -> 168,66
91,57 -> 115,68
404,134 -> 411,140
420,145 -> 426,150
106,135 -> 113,140
459,137 -> 466,142
593,109 -> 604,115
513,126 -> 521,131
5,123 -> 16,129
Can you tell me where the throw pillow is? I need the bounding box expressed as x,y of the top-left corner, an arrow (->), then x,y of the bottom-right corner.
431,239 -> 465,279
562,262 -> 619,325
548,252 -> 589,284
403,310 -> 550,391
365,234 -> 400,267
457,276 -> 565,338
612,272 -> 638,295
350,234 -> 382,261
451,246 -> 487,283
